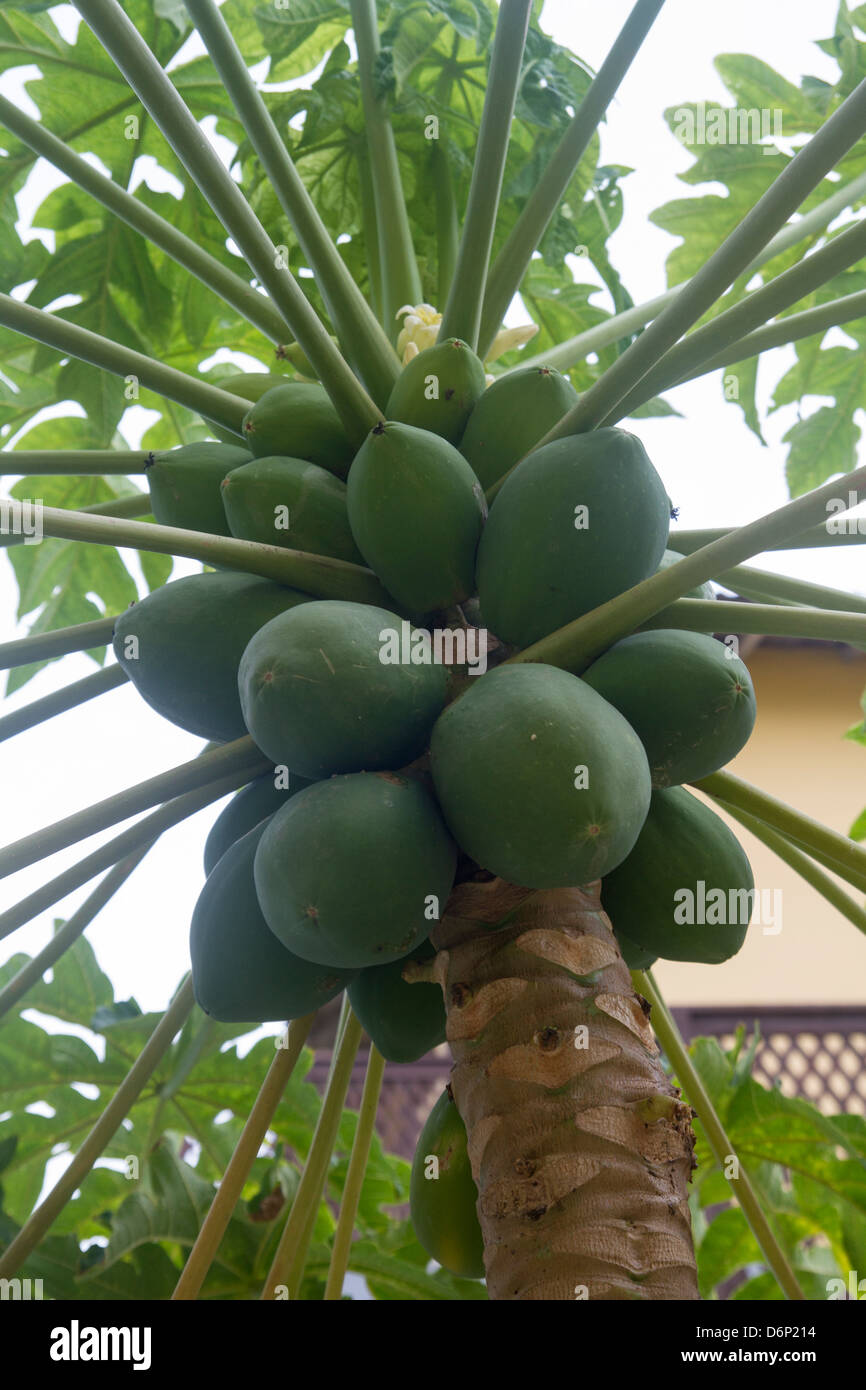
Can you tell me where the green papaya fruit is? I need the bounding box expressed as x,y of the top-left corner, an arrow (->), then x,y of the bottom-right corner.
203,769 -> 314,875
220,455 -> 363,564
385,338 -> 487,444
347,421 -> 486,614
410,1089 -> 485,1280
600,787 -> 754,964
657,548 -> 715,601
241,382 -> 355,478
459,363 -> 580,490
114,571 -> 310,741
191,820 -> 355,1022
145,442 -> 250,535
430,662 -> 652,889
238,599 -> 449,778
614,929 -> 657,971
581,629 -> 756,788
205,371 -> 291,444
254,772 -> 458,969
476,427 -> 670,649
347,937 -> 446,1063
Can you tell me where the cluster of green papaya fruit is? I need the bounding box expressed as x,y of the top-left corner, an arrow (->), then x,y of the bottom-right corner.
145,375 -> 361,560
115,351 -> 759,1265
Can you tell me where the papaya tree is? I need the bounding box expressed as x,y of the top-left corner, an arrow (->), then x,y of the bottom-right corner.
1,0 -> 866,1304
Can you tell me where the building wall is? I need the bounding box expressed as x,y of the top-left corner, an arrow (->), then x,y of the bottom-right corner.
654,642 -> 866,1006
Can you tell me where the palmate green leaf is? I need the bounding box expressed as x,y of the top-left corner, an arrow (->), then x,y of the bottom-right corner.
652,50 -> 835,288
424,0 -> 494,48
96,1144 -> 284,1293
685,1033 -> 866,1298
18,923 -> 117,1024
0,1211 -> 183,1300
0,2 -> 272,451
0,931 -> 429,1296
0,1016 -> 110,1219
47,1165 -> 133,1240
5,472 -> 137,693
254,0 -> 351,85
721,354 -> 763,442
782,405 -> 862,496
127,182 -> 254,305
648,37 -> 866,492
713,54 -> 827,133
4,413 -> 126,456
695,1204 -> 764,1298
650,143 -> 814,291
265,0 -> 608,318
0,940 -> 255,1221
568,170 -> 633,324
0,2 -> 192,211
0,214 -> 49,291
769,327 -> 866,493
0,354 -> 70,443
849,805 -> 866,837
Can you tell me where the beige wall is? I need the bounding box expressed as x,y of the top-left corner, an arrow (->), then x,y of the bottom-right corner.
655,642 -> 866,1005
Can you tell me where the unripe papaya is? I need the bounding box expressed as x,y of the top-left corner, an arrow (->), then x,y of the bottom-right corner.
241,382 -> 354,478
190,820 -> 355,1022
254,772 -> 458,970
385,338 -> 486,444
203,769 -> 314,876
114,571 -> 310,741
347,937 -> 446,1063
238,600 -> 449,778
145,442 -> 250,535
221,455 -> 363,563
459,363 -> 579,490
600,787 -> 754,964
347,421 -> 486,614
430,663 -> 652,889
657,548 -> 715,601
410,1089 -> 485,1280
205,371 -> 290,444
476,427 -> 670,649
581,629 -> 756,788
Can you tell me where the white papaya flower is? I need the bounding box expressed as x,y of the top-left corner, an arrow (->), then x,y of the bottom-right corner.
396,304 -> 442,363
394,304 -> 540,370
486,322 -> 539,363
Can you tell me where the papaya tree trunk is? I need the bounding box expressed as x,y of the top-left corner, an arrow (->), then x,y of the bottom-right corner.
430,876 -> 700,1300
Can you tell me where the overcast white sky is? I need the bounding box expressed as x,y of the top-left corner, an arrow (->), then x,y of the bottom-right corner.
0,0 -> 861,1021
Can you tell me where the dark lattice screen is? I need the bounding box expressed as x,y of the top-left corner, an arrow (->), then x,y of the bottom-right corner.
672,1007 -> 866,1117
307,1008 -> 866,1159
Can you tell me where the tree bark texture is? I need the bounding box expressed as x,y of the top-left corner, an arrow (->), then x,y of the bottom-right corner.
430,875 -> 700,1301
